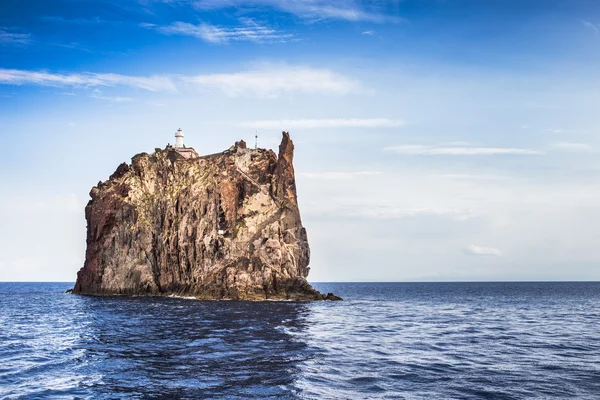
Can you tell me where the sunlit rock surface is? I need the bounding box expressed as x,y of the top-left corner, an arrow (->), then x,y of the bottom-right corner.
73,132 -> 339,300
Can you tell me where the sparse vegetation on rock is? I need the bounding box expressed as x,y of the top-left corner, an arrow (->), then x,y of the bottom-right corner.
72,132 -> 340,301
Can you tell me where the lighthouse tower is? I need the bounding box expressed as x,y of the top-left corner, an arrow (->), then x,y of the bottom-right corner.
174,128 -> 184,148
170,128 -> 199,159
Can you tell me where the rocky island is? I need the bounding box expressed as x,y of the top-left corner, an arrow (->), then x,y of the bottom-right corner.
72,131 -> 340,301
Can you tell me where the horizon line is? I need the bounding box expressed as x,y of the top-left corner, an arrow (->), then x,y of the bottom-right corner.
2,280 -> 600,284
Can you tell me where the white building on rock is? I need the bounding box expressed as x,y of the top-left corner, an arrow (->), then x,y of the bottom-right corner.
171,128 -> 198,159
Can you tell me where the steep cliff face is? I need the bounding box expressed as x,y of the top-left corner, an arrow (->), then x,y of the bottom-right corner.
73,132 -> 338,300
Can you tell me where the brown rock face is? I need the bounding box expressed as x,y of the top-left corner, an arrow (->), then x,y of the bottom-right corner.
72,132 -> 334,300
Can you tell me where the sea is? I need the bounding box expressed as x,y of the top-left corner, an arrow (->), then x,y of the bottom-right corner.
1,282 -> 599,399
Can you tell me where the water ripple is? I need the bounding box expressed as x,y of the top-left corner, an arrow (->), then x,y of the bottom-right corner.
1,282 -> 600,399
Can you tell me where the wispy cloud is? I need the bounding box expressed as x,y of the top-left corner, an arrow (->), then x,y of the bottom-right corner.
551,142 -> 594,152
0,29 -> 32,45
42,16 -> 113,25
429,173 -> 506,180
464,245 -> 502,257
361,30 -> 374,35
94,95 -> 134,102
0,68 -> 177,92
311,202 -> 477,221
91,89 -> 134,103
185,65 -> 359,97
384,144 -> 543,156
238,117 -> 402,129
583,20 -> 600,33
191,0 -> 401,23
299,171 -> 381,180
439,141 -> 472,146
0,65 -> 358,97
145,19 -> 293,43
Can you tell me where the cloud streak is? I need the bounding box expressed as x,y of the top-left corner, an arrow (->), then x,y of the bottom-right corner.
42,16 -> 113,25
91,90 -> 134,102
0,65 -> 358,97
299,171 -> 381,180
0,29 -> 32,45
0,68 -> 177,92
191,0 -> 401,23
306,200 -> 477,221
551,142 -> 594,152
239,118 -> 403,129
145,19 -> 293,44
384,144 -> 543,156
185,66 -> 359,97
464,245 -> 502,257
583,20 -> 600,33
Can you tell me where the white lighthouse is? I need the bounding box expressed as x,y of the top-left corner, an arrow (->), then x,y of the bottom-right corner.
174,128 -> 184,148
170,128 -> 199,159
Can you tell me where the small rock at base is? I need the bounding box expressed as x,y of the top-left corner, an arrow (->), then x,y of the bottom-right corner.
324,292 -> 343,301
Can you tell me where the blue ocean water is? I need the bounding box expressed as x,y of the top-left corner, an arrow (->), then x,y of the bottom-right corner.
1,282 -> 600,399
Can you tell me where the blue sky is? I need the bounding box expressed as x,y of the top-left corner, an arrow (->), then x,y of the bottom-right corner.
1,0 -> 600,282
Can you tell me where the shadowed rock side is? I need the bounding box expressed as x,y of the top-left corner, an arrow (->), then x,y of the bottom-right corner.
73,132 -> 340,301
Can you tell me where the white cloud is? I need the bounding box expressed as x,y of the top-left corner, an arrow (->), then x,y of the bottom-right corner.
42,16 -> 112,25
429,173 -> 505,180
147,19 -> 293,44
439,141 -> 472,146
583,20 -> 600,33
362,30 -> 374,35
384,144 -> 543,156
0,29 -> 31,45
306,198 -> 478,221
191,0 -> 400,23
0,65 -> 357,97
185,65 -> 359,97
551,142 -> 593,152
299,171 -> 381,180
239,117 -> 403,129
359,206 -> 476,221
0,68 -> 177,92
91,93 -> 134,102
464,245 -> 502,257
